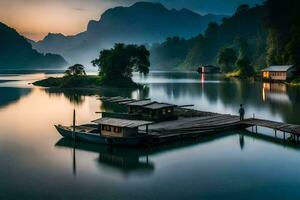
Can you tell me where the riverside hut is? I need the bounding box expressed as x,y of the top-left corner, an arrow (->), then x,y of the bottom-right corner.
262,65 -> 297,81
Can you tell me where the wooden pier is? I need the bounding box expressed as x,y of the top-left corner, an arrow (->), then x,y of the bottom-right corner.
241,118 -> 300,135
98,96 -> 300,144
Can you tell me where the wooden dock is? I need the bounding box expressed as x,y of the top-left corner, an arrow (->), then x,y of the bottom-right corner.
241,118 -> 300,135
97,96 -> 300,144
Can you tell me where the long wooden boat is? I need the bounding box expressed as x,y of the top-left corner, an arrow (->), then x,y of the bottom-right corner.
55,117 -> 153,146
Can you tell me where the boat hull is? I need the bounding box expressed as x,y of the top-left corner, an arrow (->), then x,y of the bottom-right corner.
55,125 -> 150,146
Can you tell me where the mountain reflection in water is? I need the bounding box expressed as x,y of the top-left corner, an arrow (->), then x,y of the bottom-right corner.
1,72 -> 300,199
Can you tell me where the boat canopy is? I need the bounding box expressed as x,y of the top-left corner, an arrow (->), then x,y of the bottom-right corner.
126,100 -> 154,107
92,117 -> 153,128
143,103 -> 174,110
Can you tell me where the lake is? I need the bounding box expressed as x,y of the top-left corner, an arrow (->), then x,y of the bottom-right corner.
1,71 -> 300,200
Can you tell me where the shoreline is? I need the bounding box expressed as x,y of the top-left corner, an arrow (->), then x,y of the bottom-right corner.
32,75 -> 144,90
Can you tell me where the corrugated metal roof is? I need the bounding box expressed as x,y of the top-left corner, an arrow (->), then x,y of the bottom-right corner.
127,100 -> 154,107
92,117 -> 153,128
262,65 -> 294,72
143,103 -> 174,110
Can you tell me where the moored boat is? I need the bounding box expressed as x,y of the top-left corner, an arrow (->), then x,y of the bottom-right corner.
55,117 -> 153,146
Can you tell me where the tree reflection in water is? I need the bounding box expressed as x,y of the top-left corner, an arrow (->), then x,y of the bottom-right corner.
0,87 -> 32,108
42,86 -> 149,108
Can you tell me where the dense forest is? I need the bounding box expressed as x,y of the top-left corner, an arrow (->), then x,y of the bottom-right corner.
265,0 -> 300,67
150,0 -> 300,75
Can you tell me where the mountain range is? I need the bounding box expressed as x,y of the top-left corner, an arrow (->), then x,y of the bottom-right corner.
0,22 -> 67,69
31,2 -> 225,66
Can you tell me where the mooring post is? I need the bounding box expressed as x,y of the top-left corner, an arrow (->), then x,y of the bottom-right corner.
283,132 -> 286,141
73,145 -> 76,176
73,109 -> 76,140
146,125 -> 149,135
256,126 -> 258,133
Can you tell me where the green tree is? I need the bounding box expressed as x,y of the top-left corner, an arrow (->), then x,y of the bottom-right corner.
235,37 -> 255,77
236,57 -> 254,77
92,43 -> 150,80
235,4 -> 250,16
265,0 -> 300,67
217,47 -> 237,72
64,64 -> 86,76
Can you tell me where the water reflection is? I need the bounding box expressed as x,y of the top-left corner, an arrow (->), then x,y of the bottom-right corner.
239,135 -> 244,150
2,72 -> 300,199
42,86 -> 150,107
55,139 -> 155,176
39,73 -> 300,125
262,83 -> 290,103
0,87 -> 32,108
138,74 -> 300,124
55,132 -> 235,177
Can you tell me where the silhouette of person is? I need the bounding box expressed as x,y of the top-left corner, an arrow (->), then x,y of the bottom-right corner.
239,104 -> 245,121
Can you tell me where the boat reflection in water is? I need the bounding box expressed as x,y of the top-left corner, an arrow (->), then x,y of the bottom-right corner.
55,139 -> 155,176
55,132 -> 236,177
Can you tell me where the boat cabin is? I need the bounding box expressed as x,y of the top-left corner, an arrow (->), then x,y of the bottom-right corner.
127,100 -> 154,114
262,65 -> 298,81
142,103 -> 177,121
92,117 -> 152,138
126,100 -> 177,121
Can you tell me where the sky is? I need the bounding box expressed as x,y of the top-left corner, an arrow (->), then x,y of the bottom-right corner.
0,0 -> 263,41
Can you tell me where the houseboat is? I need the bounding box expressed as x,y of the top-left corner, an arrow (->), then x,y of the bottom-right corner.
55,117 -> 153,146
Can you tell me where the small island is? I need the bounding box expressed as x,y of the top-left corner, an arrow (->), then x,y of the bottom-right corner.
33,43 -> 150,89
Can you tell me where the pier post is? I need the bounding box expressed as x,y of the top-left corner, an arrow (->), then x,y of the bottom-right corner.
283,132 -> 286,142
256,126 -> 258,133
146,125 -> 149,135
73,109 -> 76,140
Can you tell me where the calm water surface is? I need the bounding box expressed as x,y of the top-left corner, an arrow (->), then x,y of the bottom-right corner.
1,71 -> 300,200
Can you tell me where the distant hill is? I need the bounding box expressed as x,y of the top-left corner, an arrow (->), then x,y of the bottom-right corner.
0,22 -> 67,68
150,4 -> 267,70
32,2 -> 224,65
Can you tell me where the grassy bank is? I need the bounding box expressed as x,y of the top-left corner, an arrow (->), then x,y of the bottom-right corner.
33,75 -> 140,89
224,69 -> 241,78
287,78 -> 300,86
223,69 -> 258,81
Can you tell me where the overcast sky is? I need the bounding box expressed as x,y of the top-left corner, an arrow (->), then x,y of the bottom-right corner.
0,0 -> 264,41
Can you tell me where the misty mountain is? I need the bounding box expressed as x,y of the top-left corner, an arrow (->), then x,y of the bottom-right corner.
151,4 -> 267,70
0,22 -> 67,69
0,22 -> 67,68
32,2 -> 224,66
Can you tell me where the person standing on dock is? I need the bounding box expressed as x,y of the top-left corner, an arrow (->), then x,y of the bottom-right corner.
239,104 -> 245,121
